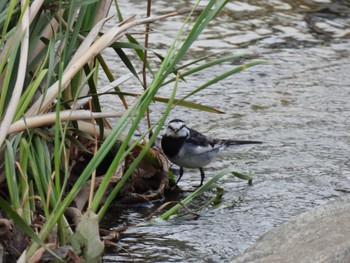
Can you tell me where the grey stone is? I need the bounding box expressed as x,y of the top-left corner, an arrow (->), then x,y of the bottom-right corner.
232,197 -> 350,263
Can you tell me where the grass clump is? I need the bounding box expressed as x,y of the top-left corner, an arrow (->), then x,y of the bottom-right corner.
0,0 -> 263,261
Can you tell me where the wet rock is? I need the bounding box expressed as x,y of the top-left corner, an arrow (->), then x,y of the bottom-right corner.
232,197 -> 350,263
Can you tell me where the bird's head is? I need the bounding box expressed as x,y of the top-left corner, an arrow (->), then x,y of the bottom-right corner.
165,119 -> 190,138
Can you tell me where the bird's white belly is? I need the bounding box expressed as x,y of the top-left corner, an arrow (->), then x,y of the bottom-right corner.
168,144 -> 222,168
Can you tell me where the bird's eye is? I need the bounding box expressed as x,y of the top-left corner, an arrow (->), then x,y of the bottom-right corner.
168,123 -> 186,133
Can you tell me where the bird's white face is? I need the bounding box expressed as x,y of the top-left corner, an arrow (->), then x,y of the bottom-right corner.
165,120 -> 190,138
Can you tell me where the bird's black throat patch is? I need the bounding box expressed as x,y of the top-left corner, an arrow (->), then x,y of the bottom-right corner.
161,135 -> 186,157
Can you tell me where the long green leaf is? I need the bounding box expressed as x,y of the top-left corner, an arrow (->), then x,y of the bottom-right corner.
232,171 -> 253,185
19,137 -> 31,224
26,0 -> 232,258
97,75 -> 179,219
21,138 -> 50,217
0,30 -> 24,118
112,45 -> 142,83
115,91 -> 225,114
182,60 -> 266,100
0,196 -> 60,260
83,64 -> 104,137
14,69 -> 48,121
5,139 -> 20,209
161,53 -> 251,86
96,53 -> 129,108
1,0 -> 18,40
157,169 -> 230,220
169,0 -> 229,72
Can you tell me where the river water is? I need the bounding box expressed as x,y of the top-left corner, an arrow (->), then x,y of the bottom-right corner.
101,0 -> 350,262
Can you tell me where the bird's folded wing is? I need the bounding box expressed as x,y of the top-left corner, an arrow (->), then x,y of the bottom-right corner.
187,128 -> 215,147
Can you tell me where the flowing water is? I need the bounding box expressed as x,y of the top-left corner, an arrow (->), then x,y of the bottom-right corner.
101,0 -> 350,262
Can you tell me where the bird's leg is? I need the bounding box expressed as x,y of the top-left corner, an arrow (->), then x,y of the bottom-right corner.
176,166 -> 184,185
198,167 -> 205,187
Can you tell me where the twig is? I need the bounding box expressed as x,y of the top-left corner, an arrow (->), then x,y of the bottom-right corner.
143,0 -> 152,137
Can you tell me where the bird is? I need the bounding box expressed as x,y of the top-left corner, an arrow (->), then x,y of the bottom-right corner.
161,119 -> 262,187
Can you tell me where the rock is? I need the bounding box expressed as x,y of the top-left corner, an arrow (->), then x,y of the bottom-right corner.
232,197 -> 350,263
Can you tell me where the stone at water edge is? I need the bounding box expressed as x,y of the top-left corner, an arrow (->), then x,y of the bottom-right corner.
232,197 -> 350,263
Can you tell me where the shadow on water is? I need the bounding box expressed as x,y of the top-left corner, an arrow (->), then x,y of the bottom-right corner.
102,0 -> 350,262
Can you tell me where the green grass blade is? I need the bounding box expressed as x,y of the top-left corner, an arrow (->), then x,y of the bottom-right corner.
96,53 -> 129,108
18,142 -> 31,224
5,139 -> 20,209
157,169 -> 230,220
111,91 -> 225,114
232,171 -> 253,185
112,41 -> 148,50
14,69 -> 48,121
114,1 -> 154,75
169,0 -> 229,70
162,53 -> 250,86
1,0 -> 18,40
0,196 -> 60,260
21,138 -> 50,217
112,45 -> 142,83
97,75 -> 179,219
82,64 -> 104,137
25,105 -> 137,257
25,1 -> 232,258
0,30 -> 24,117
182,60 -> 266,100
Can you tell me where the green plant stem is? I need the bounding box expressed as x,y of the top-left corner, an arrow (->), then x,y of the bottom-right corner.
157,169 -> 230,220
97,75 -> 179,219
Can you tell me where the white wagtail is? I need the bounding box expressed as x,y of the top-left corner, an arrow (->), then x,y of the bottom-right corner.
161,119 -> 262,187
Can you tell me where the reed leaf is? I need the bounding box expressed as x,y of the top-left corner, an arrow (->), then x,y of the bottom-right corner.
157,169 -> 230,220
5,139 -> 20,209
0,0 -> 29,146
0,0 -> 264,260
0,30 -> 24,118
161,53 -> 257,87
182,60 -> 266,100
97,75 -> 179,219
0,196 -> 60,260
112,91 -> 225,114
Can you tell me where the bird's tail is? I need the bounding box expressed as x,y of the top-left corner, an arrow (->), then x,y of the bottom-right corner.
214,139 -> 262,147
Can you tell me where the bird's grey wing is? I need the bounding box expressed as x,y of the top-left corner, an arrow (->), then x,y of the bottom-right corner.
187,128 -> 214,147
182,128 -> 222,155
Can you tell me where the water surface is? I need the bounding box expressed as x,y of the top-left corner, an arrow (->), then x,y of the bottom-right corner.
101,0 -> 350,262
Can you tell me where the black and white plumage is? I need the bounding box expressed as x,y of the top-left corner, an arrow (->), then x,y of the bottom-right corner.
161,119 -> 262,187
